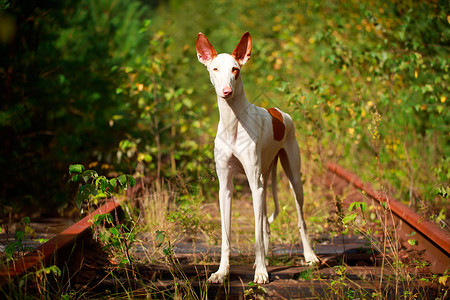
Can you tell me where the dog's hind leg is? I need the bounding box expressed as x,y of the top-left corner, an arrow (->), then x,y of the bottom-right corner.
279,133 -> 319,265
268,156 -> 280,225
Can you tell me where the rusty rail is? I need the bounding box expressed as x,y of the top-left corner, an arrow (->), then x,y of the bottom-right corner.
327,162 -> 450,274
0,198 -> 122,284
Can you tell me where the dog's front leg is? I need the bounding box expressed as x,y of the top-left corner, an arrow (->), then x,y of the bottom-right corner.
208,163 -> 234,284
243,159 -> 269,284
251,176 -> 269,284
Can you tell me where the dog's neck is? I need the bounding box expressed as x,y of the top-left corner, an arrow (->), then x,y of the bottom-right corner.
216,76 -> 251,139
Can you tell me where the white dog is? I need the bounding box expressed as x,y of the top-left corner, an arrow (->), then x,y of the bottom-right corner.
196,32 -> 319,284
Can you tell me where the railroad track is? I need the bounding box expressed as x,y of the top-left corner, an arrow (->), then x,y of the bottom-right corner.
327,163 -> 450,275
0,164 -> 449,299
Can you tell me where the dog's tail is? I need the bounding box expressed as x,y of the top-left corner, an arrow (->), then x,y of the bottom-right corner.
268,155 -> 280,224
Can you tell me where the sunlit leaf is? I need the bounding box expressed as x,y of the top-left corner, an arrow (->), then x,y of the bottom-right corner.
117,174 -> 127,187
69,164 -> 85,175
342,213 -> 357,225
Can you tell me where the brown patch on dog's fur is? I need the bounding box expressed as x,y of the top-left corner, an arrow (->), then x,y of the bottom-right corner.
267,108 -> 285,141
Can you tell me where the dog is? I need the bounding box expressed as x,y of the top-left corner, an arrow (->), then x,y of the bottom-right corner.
196,31 -> 319,284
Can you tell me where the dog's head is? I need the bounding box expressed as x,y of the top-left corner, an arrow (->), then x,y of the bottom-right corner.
196,32 -> 252,100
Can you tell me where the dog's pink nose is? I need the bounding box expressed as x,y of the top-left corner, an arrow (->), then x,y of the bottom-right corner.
222,87 -> 233,98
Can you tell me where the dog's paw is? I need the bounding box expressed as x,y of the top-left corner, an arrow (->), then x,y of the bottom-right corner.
253,265 -> 269,284
208,271 -> 227,284
304,252 -> 320,266
253,271 -> 269,284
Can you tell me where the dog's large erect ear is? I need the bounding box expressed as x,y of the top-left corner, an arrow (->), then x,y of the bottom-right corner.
196,32 -> 217,66
232,31 -> 252,66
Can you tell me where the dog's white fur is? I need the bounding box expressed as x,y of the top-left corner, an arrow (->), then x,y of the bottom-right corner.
196,32 -> 319,284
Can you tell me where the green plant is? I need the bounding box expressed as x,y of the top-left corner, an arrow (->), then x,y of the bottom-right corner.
33,265 -> 62,296
4,217 -> 35,260
329,264 -> 349,297
154,230 -> 209,300
1,263 -> 68,299
166,196 -> 219,259
244,281 -> 268,300
68,164 -> 136,209
91,212 -> 137,266
69,164 -> 138,268
295,267 -> 314,281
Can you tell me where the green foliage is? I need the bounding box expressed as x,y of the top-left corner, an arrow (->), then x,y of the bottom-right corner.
35,265 -> 62,279
92,212 -> 137,265
154,230 -> 175,257
138,0 -> 449,219
166,196 -> 218,247
0,0 -> 149,211
348,202 -> 368,214
113,26 -> 216,188
68,165 -> 138,265
295,268 -> 314,281
68,164 -> 135,209
244,282 -> 268,299
4,217 -> 35,260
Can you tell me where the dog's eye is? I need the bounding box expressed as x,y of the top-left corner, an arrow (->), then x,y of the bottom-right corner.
232,67 -> 240,79
213,68 -> 218,71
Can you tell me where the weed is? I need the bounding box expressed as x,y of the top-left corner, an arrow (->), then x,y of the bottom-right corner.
91,211 -> 138,266
68,164 -> 136,210
329,264 -> 349,297
295,267 -> 314,281
154,230 -> 209,300
167,196 -> 218,259
244,281 -> 268,300
3,217 -> 35,260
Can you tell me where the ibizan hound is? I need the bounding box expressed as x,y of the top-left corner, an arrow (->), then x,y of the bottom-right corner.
196,31 -> 319,284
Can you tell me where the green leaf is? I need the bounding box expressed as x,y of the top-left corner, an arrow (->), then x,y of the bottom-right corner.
69,164 -> 85,175
93,191 -> 108,199
439,275 -> 448,286
95,177 -> 107,193
342,213 -> 357,225
116,174 -> 136,190
75,184 -> 96,209
5,242 -> 19,258
82,170 -> 98,183
93,213 -> 108,225
70,174 -> 82,183
108,178 -> 117,191
38,265 -> 61,277
22,217 -> 31,225
104,213 -> 114,224
15,230 -> 26,243
126,175 -> 136,187
348,202 -> 367,214
155,230 -> 165,247
109,227 -> 120,236
24,225 -> 36,239
117,174 -> 127,187
408,239 -> 417,246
